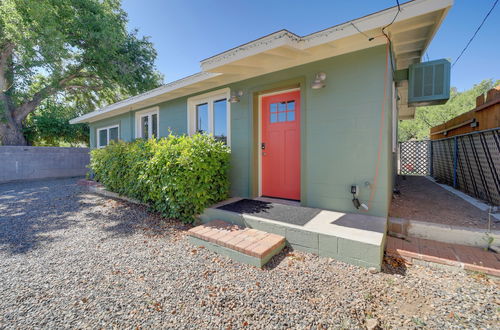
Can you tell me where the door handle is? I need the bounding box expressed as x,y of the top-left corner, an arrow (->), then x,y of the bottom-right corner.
261,142 -> 266,150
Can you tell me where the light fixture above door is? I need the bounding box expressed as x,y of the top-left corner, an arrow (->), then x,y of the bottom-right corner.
229,90 -> 244,103
311,72 -> 327,89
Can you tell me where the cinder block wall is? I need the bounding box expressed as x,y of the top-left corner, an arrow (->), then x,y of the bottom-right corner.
0,146 -> 90,183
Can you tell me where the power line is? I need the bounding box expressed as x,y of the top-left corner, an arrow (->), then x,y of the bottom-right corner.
452,0 -> 498,67
350,22 -> 373,40
381,0 -> 401,75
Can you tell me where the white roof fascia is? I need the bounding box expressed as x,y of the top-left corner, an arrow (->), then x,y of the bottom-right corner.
70,71 -> 220,124
71,0 -> 452,124
201,0 -> 453,70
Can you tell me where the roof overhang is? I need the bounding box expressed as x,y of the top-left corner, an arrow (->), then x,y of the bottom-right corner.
71,0 -> 452,124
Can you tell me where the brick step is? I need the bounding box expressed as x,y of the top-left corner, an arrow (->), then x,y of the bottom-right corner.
187,220 -> 286,268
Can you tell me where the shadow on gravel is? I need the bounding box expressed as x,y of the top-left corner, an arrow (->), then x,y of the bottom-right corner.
263,246 -> 291,270
0,178 -> 93,255
84,198 -> 190,241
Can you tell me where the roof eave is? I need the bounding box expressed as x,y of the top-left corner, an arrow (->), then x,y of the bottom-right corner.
71,0 -> 453,124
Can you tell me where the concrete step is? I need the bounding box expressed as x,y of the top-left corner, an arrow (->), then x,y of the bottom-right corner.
201,202 -> 386,270
389,217 -> 500,249
187,220 -> 286,268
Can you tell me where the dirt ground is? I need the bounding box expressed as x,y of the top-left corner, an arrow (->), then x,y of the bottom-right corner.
390,176 -> 498,230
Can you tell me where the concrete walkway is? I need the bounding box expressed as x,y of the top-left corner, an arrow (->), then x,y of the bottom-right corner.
390,176 -> 496,230
386,236 -> 500,277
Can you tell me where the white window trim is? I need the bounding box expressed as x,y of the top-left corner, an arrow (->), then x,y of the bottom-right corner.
135,106 -> 159,139
96,124 -> 120,148
187,87 -> 231,146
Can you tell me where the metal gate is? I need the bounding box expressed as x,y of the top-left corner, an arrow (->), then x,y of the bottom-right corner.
398,140 -> 430,176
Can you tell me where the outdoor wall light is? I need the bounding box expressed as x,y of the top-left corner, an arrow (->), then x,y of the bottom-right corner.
311,72 -> 327,89
228,90 -> 244,103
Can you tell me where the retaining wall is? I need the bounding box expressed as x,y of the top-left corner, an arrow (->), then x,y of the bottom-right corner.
0,146 -> 89,183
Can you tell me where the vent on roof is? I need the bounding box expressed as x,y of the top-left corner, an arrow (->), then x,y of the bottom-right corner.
408,59 -> 451,107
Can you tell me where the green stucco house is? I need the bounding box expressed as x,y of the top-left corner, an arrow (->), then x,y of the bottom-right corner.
71,0 -> 452,269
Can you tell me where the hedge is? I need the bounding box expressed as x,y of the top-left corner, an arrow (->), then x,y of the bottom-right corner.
90,134 -> 231,223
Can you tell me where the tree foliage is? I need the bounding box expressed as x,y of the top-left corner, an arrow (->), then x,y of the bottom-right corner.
399,79 -> 499,141
23,98 -> 89,146
0,0 -> 163,145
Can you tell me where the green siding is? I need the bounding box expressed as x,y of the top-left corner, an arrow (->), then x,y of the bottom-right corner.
89,112 -> 133,148
88,45 -> 394,217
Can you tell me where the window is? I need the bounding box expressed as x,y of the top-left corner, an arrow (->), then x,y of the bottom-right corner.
270,100 -> 295,123
188,88 -> 230,145
213,99 -> 227,143
97,125 -> 119,148
196,103 -> 209,134
135,107 -> 159,139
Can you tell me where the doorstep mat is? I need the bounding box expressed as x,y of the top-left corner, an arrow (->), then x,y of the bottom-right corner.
217,198 -> 321,226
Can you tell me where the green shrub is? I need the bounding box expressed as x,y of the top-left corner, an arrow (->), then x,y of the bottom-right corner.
89,134 -> 230,223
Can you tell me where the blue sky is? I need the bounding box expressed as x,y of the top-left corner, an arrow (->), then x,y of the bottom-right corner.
122,0 -> 499,91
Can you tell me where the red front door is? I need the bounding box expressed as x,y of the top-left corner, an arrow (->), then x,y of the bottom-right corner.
261,90 -> 300,200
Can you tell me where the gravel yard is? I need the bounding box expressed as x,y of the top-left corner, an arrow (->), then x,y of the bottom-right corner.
0,178 -> 498,329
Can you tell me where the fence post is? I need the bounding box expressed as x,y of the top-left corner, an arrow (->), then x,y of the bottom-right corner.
453,136 -> 458,188
429,140 -> 433,177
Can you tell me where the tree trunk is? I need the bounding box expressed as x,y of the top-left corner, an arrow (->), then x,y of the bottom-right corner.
0,122 -> 27,145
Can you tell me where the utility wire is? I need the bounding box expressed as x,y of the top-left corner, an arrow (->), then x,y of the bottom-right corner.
350,22 -> 374,40
452,0 -> 498,67
350,1 -> 401,73
381,0 -> 401,75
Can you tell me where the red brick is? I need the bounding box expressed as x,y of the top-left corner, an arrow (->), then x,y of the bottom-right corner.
464,264 -> 500,277
188,220 -> 285,259
436,247 -> 458,261
210,227 -> 237,242
244,234 -> 283,258
401,238 -> 420,254
250,242 -> 272,258
204,228 -> 226,243
233,233 -> 267,253
396,249 -> 421,259
260,236 -> 285,257
194,224 -> 215,236
421,254 -> 461,267
217,229 -> 245,247
224,230 -> 250,247
388,235 -> 500,277
452,246 -> 479,264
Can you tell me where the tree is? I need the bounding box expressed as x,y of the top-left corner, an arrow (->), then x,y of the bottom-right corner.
23,97 -> 89,146
0,0 -> 162,145
398,79 -> 499,141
